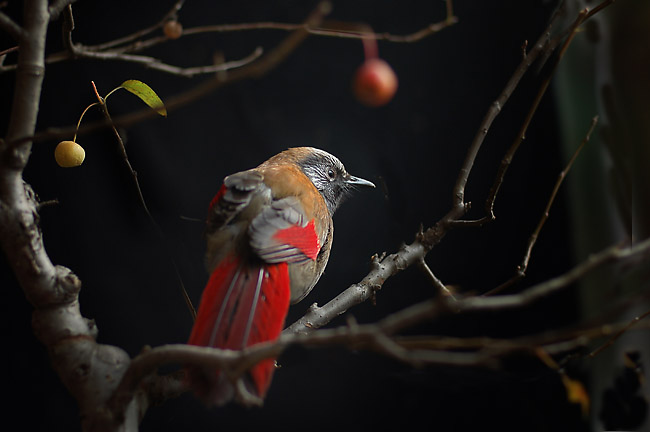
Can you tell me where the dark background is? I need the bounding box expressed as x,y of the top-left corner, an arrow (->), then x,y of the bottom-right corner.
2,1 -> 593,430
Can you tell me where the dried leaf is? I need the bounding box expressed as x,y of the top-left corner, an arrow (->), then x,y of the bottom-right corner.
562,375 -> 590,418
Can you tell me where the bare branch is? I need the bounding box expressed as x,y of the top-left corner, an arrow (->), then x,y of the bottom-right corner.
448,7 -> 564,219
588,309 -> 650,358
48,0 -> 78,20
0,44 -> 18,57
56,2 -> 263,78
487,115 -> 599,295
418,257 -> 457,300
86,0 -> 186,51
397,315 -> 650,360
91,0 -> 455,53
0,10 -> 23,41
116,237 -> 650,409
2,1 -> 455,74
459,238 -> 650,313
68,41 -> 264,78
476,7 -> 591,225
285,243 -> 429,334
177,5 -> 457,44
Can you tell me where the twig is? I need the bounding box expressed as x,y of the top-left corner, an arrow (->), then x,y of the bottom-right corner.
589,309 -> 650,358
447,6 -> 564,221
35,198 -> 59,211
73,44 -> 264,78
107,5 -> 457,54
487,9 -> 590,222
176,6 -> 457,44
59,5 -> 264,78
2,1 -> 455,74
486,115 -> 599,295
0,45 -> 18,57
395,317 -> 650,357
459,238 -> 650,313
89,0 -> 454,49
418,257 -> 456,300
84,0 -> 186,51
455,5 -> 595,229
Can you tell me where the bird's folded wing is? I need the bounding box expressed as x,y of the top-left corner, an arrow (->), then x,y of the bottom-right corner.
248,196 -> 320,263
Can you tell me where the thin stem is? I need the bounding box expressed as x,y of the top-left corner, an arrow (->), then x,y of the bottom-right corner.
93,80 -> 197,320
72,102 -> 99,142
361,35 -> 378,60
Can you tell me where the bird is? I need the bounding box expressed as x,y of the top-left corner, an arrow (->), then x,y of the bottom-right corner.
187,147 -> 375,405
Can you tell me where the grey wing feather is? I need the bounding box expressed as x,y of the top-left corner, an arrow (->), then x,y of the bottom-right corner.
248,196 -> 311,264
206,170 -> 264,234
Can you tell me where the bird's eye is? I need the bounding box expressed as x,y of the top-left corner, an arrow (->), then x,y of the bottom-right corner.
327,168 -> 336,180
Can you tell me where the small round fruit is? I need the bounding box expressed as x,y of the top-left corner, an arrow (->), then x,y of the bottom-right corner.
55,140 -> 85,168
163,20 -> 183,39
353,58 -> 398,107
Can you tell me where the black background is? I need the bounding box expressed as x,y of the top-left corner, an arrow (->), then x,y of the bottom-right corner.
2,1 -> 594,430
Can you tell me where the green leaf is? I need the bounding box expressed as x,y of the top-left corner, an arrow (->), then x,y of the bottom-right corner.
119,79 -> 167,117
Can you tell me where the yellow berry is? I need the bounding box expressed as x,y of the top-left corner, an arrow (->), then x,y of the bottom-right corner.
163,20 -> 183,39
55,140 -> 85,168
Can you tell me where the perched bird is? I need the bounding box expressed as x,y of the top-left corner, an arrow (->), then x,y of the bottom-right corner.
187,147 -> 374,405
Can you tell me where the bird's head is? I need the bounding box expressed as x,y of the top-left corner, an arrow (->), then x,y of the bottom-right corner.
297,147 -> 375,215
267,147 -> 375,215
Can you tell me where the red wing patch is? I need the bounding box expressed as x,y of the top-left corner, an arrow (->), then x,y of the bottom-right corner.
272,219 -> 320,261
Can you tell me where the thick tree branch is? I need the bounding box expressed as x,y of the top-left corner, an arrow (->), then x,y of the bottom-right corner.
113,235 -> 650,408
0,2 -> 137,431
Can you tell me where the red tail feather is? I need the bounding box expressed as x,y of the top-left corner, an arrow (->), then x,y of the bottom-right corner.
187,253 -> 291,404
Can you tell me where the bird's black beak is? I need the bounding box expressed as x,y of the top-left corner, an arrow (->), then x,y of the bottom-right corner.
346,175 -> 375,188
